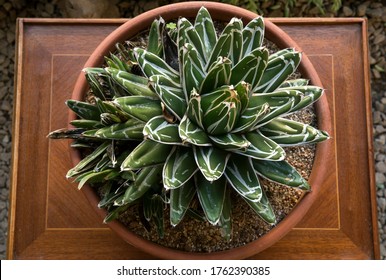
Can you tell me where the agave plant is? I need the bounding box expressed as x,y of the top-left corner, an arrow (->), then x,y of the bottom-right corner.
49,7 -> 329,240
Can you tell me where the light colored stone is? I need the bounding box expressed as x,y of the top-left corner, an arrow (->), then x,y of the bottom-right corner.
378,197 -> 386,212
374,34 -> 385,45
373,110 -> 382,124
376,172 -> 386,184
343,6 -> 353,17
61,0 -> 120,18
357,3 -> 369,16
376,161 -> 386,173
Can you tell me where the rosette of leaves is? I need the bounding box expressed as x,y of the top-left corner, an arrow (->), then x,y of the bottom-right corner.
49,7 -> 329,240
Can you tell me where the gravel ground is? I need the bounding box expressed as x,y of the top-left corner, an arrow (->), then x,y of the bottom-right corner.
0,0 -> 385,259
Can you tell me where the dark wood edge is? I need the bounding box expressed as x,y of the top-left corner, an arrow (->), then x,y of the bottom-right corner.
7,18 -> 25,260
360,18 -> 380,260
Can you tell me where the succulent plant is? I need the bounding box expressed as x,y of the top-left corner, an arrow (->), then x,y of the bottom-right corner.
49,7 -> 329,240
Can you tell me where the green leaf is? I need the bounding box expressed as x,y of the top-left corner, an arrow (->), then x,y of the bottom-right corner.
149,75 -> 187,120
186,89 -> 204,129
75,169 -> 120,190
260,117 -> 329,146
234,131 -> 286,161
242,16 -> 264,56
67,141 -> 110,178
253,159 -> 310,190
249,90 -> 301,126
163,147 -> 198,189
278,86 -> 324,113
134,48 -> 180,83
114,96 -> 162,122
194,7 -> 217,60
182,43 -> 205,101
103,204 -> 130,223
225,154 -> 262,202
47,128 -> 85,139
207,17 -> 243,69
170,179 -> 196,226
218,187 -> 232,241
66,100 -> 100,121
234,81 -> 252,113
193,146 -> 230,182
143,193 -> 165,238
279,79 -> 309,88
200,86 -> 241,135
178,17 -> 206,63
115,166 -> 163,206
230,47 -> 268,89
105,67 -> 158,99
70,119 -> 103,129
84,70 -> 107,100
200,56 -> 232,94
93,119 -> 144,140
147,17 -> 164,56
232,102 -> 270,133
255,50 -> 302,93
243,187 -> 276,225
195,173 -> 227,225
178,115 -> 212,146
143,116 -> 182,145
209,133 -> 250,151
120,140 -> 173,170
75,169 -> 119,190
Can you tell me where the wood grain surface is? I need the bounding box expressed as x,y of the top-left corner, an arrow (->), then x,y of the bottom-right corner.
7,18 -> 379,259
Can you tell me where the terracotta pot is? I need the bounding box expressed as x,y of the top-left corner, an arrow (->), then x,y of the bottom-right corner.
69,1 -> 332,259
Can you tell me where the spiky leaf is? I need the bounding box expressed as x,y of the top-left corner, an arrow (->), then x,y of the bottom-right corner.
260,117 -> 329,146
193,146 -> 230,181
143,116 -> 182,145
225,155 -> 262,202
149,75 -> 187,120
121,140 -> 172,170
134,48 -> 180,83
163,147 -> 198,189
106,67 -> 158,99
194,7 -> 217,60
196,173 -> 227,225
209,134 -> 250,151
200,56 -> 232,94
115,166 -> 163,206
93,119 -> 144,140
114,96 -> 162,122
230,47 -> 268,89
255,50 -> 301,93
244,188 -> 276,224
235,131 -> 285,161
182,43 -> 205,100
66,100 -> 100,121
253,159 -> 310,190
200,86 -> 241,135
67,141 -> 110,178
242,16 -> 264,56
170,179 -> 196,226
178,115 -> 211,146
218,187 -> 232,241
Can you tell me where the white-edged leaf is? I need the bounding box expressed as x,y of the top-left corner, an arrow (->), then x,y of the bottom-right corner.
195,173 -> 227,225
225,154 -> 262,202
163,147 -> 198,189
193,146 -> 230,182
143,116 -> 182,145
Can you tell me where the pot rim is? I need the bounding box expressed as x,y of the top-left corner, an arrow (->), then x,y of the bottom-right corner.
69,1 -> 333,260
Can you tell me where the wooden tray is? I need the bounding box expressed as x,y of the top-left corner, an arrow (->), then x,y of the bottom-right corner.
8,18 -> 379,259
